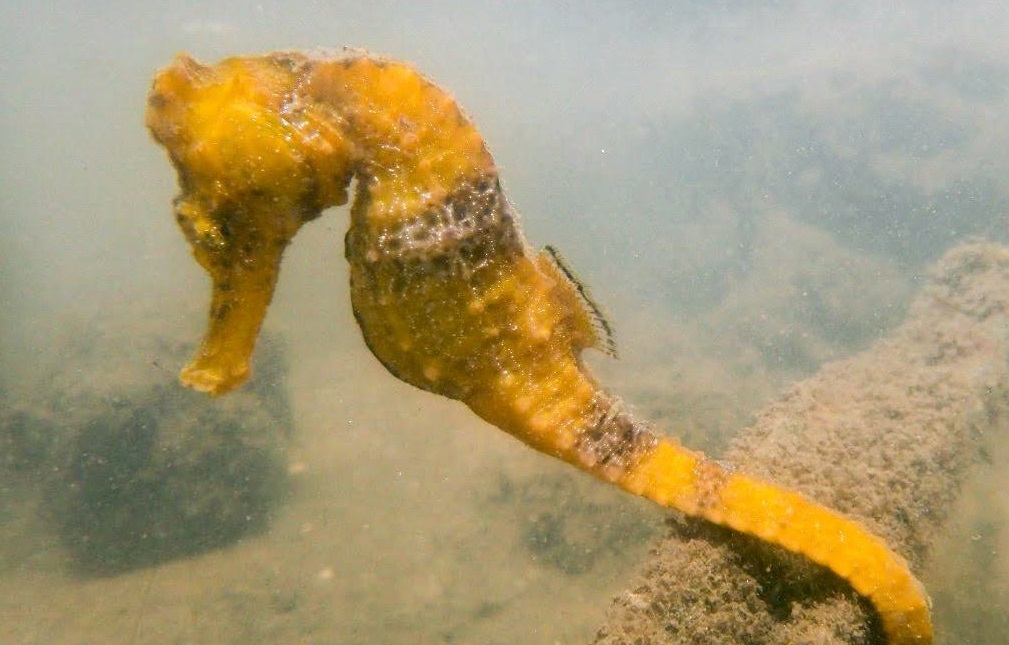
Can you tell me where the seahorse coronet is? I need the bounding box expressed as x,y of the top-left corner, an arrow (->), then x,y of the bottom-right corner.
146,50 -> 933,645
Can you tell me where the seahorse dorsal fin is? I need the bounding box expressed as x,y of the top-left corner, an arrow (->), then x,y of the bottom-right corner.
539,245 -> 617,358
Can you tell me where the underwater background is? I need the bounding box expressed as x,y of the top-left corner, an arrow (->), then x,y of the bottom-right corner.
2,1 -> 1008,643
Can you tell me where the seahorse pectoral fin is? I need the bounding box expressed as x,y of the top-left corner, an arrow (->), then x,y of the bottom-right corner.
538,245 -> 617,356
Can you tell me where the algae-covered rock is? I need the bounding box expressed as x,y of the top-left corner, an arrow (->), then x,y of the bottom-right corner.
489,470 -> 657,576
2,298 -> 293,575
45,383 -> 288,575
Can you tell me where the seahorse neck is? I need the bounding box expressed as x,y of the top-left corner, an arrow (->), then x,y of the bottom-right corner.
303,57 -> 498,228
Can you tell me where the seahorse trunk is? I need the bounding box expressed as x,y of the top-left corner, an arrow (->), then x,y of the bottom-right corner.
344,165 -> 931,643
146,51 -> 933,644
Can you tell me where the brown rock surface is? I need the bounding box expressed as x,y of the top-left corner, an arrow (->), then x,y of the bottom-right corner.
593,241 -> 1009,644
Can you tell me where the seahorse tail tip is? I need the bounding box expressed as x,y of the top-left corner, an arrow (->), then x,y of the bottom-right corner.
872,582 -> 933,645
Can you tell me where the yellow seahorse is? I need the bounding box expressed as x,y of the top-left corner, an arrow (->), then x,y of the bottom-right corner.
146,51 -> 932,644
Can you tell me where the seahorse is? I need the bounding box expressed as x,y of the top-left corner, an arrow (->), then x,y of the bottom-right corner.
145,51 -> 932,644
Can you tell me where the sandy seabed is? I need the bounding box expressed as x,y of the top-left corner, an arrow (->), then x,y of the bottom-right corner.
595,242 -> 1009,644
1,242 -> 1007,644
0,284 -> 660,645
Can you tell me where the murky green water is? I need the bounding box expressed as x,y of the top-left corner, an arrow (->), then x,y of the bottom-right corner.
2,2 -> 1007,643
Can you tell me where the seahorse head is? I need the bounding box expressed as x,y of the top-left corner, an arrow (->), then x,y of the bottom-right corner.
145,53 -> 358,394
147,54 -> 357,261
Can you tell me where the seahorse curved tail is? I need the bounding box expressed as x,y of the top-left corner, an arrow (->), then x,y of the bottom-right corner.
618,438 -> 932,644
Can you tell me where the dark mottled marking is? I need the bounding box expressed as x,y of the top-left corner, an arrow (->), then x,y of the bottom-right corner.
371,177 -> 523,275
692,459 -> 732,513
575,395 -> 658,479
273,55 -> 304,72
147,92 -> 167,110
